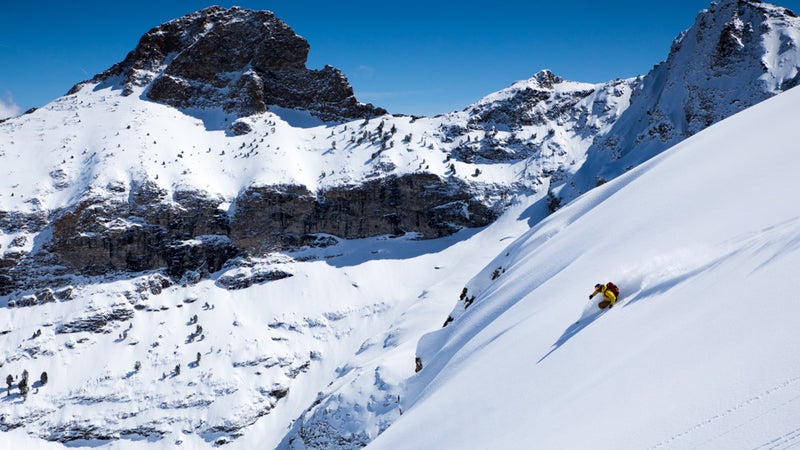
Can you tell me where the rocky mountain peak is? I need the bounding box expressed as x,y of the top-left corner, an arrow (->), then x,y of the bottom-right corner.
529,69 -> 564,89
460,67 -> 625,139
83,6 -> 386,121
553,0 -> 800,206
653,0 -> 800,132
679,0 -> 799,74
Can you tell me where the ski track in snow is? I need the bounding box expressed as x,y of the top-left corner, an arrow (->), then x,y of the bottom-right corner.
368,69 -> 800,450
649,374 -> 800,450
6,2 -> 800,447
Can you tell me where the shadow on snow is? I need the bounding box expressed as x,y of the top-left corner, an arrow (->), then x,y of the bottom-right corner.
288,227 -> 486,269
538,298 -> 608,363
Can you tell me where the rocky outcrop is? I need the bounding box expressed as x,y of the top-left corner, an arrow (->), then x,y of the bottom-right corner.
466,70 -> 583,129
23,174 -> 500,281
216,268 -> 293,290
46,184 -> 238,277
230,173 -> 499,253
55,306 -> 134,334
86,6 -> 385,121
7,287 -> 72,308
441,70 -> 635,170
554,0 -> 800,205
0,210 -> 48,233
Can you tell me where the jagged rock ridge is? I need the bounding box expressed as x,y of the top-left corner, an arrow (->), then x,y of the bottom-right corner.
82,6 -> 386,121
553,0 -> 800,203
444,70 -> 635,165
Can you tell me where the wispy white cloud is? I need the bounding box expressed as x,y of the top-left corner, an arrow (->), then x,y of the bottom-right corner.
355,65 -> 376,78
0,92 -> 21,120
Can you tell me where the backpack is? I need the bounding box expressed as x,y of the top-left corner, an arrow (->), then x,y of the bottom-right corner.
606,282 -> 619,297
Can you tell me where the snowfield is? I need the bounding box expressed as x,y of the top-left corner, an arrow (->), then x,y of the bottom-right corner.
0,186 -> 538,449
3,1 -> 800,448
370,85 -> 800,450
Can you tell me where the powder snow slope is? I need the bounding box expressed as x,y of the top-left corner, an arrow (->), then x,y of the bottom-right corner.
369,86 -> 800,449
4,2 -> 800,448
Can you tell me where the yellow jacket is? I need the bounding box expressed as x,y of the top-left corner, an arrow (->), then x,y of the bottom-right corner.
590,284 -> 617,304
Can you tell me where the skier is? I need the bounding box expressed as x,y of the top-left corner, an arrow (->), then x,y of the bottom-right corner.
590,282 -> 618,309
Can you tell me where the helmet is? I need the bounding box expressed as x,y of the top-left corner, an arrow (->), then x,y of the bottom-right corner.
595,283 -> 602,288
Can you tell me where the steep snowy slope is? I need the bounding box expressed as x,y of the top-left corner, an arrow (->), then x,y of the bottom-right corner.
5,1 -> 800,298
4,2 -> 800,448
0,205 -> 537,448
369,85 -> 800,449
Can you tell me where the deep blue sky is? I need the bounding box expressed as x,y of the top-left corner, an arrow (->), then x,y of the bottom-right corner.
1,1 -> 799,117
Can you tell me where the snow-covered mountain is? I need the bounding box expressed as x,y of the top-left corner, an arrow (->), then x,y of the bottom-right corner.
1,0 -> 800,448
371,67 -> 800,450
555,0 -> 800,204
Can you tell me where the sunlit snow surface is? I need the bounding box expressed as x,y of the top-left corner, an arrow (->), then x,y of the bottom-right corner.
4,84 -> 796,450
3,3 -> 800,445
371,85 -> 800,450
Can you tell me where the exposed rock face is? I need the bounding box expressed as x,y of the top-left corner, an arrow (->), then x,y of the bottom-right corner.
442,70 -> 635,168
55,306 -> 134,334
216,268 -> 293,290
89,6 -> 385,121
0,210 -> 51,295
37,174 -> 500,279
466,70 -> 578,129
231,174 -> 498,253
46,184 -> 238,278
0,210 -> 48,233
555,0 -> 800,204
